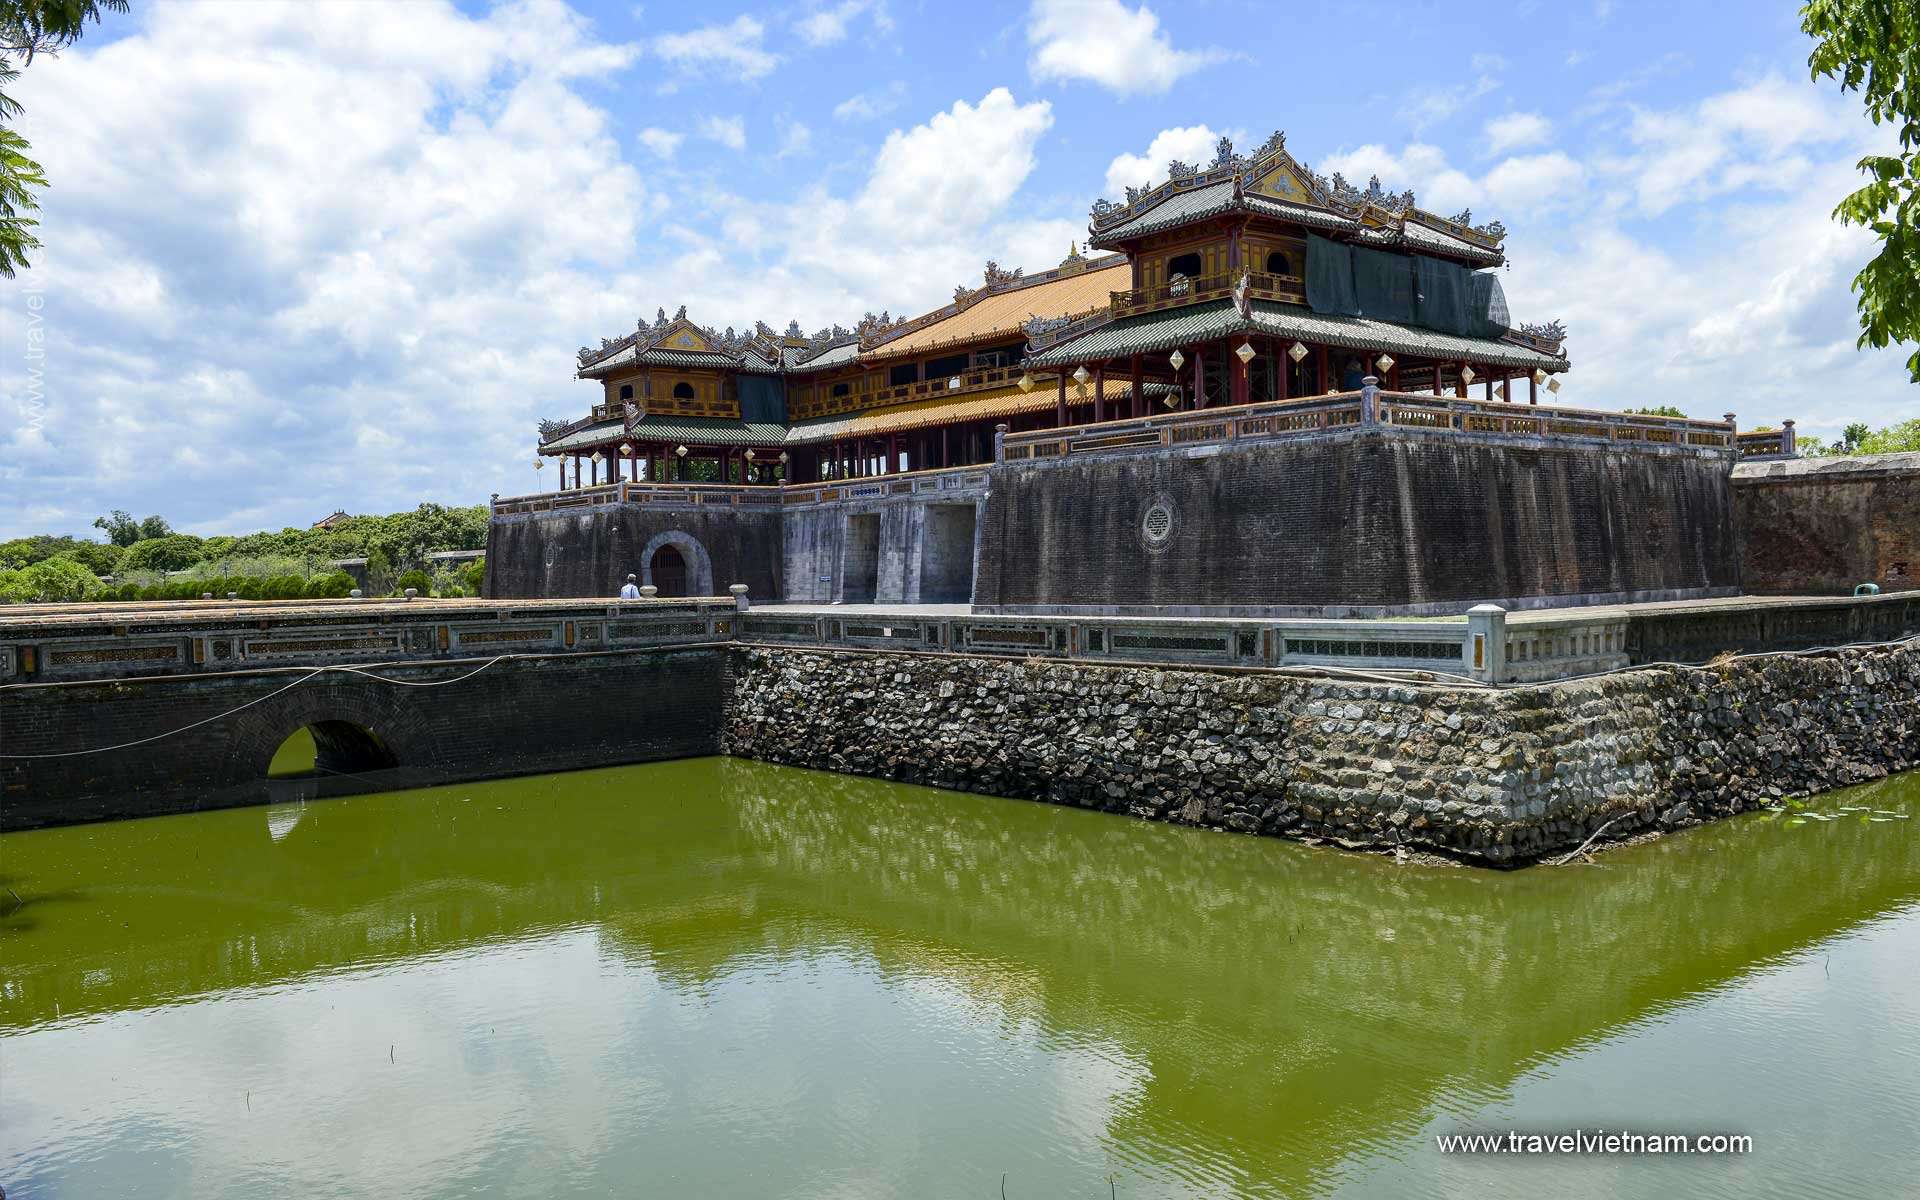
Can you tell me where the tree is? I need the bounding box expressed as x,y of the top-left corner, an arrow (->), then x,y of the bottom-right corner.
52,540 -> 121,575
121,533 -> 206,573
1629,405 -> 1688,418
93,509 -> 171,546
1803,0 -> 1920,380
0,1 -> 128,276
0,556 -> 104,602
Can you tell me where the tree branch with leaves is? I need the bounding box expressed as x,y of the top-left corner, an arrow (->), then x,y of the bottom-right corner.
1803,0 -> 1920,381
0,0 -> 126,276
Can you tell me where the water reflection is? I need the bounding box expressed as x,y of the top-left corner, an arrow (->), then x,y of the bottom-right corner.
2,761 -> 1917,1198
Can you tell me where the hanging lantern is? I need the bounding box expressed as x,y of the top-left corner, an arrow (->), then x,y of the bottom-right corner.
1532,367 -> 1548,385
590,450 -> 604,464
1375,353 -> 1395,373
675,444 -> 689,457
1287,341 -> 1309,364
1235,342 -> 1256,365
1168,349 -> 1186,371
1494,381 -> 1508,400
1546,377 -> 1562,394
619,442 -> 633,457
1018,372 -> 1034,392
534,458 -> 545,470
1460,365 -> 1476,385
778,451 -> 790,463
948,376 -> 963,390
1072,365 -> 1090,385
1163,392 -> 1180,409
745,449 -> 757,461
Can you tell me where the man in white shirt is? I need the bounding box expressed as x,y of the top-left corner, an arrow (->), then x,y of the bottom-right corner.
619,573 -> 641,600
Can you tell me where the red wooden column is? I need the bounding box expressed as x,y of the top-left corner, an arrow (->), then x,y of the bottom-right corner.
1315,346 -> 1328,395
1276,338 -> 1290,401
889,432 -> 900,474
1056,372 -> 1068,427
1093,364 -> 1106,423
1194,347 -> 1207,409
1529,373 -> 1539,405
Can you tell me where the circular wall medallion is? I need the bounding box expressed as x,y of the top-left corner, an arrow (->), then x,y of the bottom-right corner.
1140,497 -> 1176,552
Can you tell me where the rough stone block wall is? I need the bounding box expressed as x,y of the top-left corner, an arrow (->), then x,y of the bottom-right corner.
484,506 -> 782,600
975,431 -> 1738,612
1734,452 -> 1920,595
723,642 -> 1919,863
1,648 -> 728,830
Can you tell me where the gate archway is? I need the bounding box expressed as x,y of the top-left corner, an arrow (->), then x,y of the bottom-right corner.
637,530 -> 714,596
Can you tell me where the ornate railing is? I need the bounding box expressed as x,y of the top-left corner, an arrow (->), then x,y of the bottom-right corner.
538,414 -> 597,446
1106,271 -> 1308,320
1025,308 -> 1115,353
998,389 -> 1740,461
1735,427 -> 1798,458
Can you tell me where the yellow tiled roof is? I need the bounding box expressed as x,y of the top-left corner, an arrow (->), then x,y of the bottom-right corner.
863,261 -> 1131,361
785,379 -> 1140,443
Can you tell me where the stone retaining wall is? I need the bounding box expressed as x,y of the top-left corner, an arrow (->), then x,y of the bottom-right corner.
724,641 -> 1919,863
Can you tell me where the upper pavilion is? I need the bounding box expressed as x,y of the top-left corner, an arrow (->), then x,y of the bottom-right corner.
541,130 -> 1572,489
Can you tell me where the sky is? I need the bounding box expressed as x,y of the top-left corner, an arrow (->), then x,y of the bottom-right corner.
0,0 -> 1913,539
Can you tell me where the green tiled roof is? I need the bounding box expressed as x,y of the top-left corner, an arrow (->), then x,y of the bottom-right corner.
1026,299 -> 1570,372
1087,180 -> 1239,246
540,416 -> 789,453
1402,221 -> 1503,265
577,344 -> 745,379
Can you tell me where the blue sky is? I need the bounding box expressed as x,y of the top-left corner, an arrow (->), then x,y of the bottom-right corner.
0,0 -> 1911,538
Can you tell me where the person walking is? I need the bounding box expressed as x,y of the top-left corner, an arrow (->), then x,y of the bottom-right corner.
619,573 -> 641,600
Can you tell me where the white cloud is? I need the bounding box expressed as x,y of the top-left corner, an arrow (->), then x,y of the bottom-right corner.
0,0 -> 648,536
637,126 -> 684,158
776,117 -> 812,158
1403,71 -> 1501,132
1482,152 -> 1585,210
1620,75 -> 1855,216
698,114 -> 747,151
796,0 -> 888,46
1102,124 -> 1219,197
652,14 -> 777,80
1484,111 -> 1551,155
1027,0 -> 1224,97
1318,142 -> 1479,217
854,89 -> 1053,238
834,81 -> 905,121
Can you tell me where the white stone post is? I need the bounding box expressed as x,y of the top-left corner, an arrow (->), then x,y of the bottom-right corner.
729,583 -> 750,612
1466,603 -> 1507,684
1360,375 -> 1380,424
994,423 -> 1008,462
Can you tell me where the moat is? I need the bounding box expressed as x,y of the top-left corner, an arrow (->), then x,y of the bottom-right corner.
3,760 -> 1917,1198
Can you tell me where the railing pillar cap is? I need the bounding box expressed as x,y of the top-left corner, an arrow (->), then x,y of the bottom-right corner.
1467,603 -> 1507,615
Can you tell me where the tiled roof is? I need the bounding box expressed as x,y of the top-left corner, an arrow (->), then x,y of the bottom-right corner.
1402,220 -> 1503,265
577,344 -> 742,379
539,416 -> 789,453
1027,299 -> 1570,372
1243,194 -> 1357,232
863,261 -> 1132,361
782,379 -> 1150,443
790,339 -> 862,372
1087,180 -> 1241,246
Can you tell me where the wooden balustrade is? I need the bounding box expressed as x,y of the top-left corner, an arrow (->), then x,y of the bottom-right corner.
1107,271 -> 1308,319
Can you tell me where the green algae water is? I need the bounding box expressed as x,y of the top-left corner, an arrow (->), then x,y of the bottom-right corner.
3,762 -> 1918,1199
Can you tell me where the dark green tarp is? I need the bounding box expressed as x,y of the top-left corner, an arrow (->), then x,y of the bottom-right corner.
1414,255 -> 1474,337
1353,245 -> 1416,324
1306,234 -> 1359,317
738,374 -> 787,424
1470,272 -> 1511,339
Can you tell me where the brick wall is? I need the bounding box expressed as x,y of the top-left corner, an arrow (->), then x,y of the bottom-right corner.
1734,452 -> 1920,595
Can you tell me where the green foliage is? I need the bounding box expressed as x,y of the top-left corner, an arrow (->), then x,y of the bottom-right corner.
51,540 -> 121,575
1800,416 -> 1920,456
1803,0 -> 1920,380
0,1 -> 127,276
121,533 -> 206,573
462,558 -> 485,595
0,555 -> 105,602
395,568 -> 431,596
92,509 -> 173,546
1628,405 -> 1689,418
0,533 -> 116,570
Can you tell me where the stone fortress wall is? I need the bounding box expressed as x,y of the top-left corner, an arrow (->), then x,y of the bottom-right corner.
725,640 -> 1920,864
1734,452 -> 1920,596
